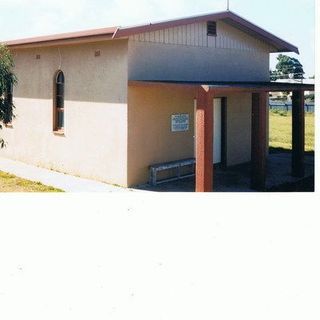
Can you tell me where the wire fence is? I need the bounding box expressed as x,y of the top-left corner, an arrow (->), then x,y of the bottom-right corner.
269,101 -> 315,113
269,73 -> 308,82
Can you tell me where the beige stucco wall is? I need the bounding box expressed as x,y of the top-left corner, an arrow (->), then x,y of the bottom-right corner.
0,40 -> 129,186
127,86 -> 196,186
1,32 -> 265,188
127,86 -> 253,186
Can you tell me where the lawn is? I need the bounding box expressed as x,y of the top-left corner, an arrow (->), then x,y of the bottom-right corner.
269,110 -> 315,152
0,171 -> 64,192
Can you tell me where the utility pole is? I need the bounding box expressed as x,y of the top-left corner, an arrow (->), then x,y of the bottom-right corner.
227,0 -> 230,10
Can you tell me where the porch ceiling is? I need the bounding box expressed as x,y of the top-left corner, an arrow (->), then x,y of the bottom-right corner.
128,80 -> 314,93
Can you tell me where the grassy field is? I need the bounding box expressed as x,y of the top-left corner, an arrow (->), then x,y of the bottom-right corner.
269,110 -> 315,152
0,171 -> 64,192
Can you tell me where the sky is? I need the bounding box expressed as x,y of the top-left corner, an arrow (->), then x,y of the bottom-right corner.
0,0 -> 315,77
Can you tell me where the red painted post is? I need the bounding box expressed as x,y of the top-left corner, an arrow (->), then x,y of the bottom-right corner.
195,87 -> 213,192
251,92 -> 267,191
292,90 -> 305,177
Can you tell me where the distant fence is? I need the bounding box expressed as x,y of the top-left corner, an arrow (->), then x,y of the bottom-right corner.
269,101 -> 315,113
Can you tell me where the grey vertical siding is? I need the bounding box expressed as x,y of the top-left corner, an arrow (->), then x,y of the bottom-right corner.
130,21 -> 273,52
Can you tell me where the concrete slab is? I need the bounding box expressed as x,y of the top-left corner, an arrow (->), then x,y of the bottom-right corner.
0,157 -> 135,192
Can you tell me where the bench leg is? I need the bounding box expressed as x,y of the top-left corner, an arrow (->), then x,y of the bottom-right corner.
149,168 -> 155,186
150,168 -> 157,186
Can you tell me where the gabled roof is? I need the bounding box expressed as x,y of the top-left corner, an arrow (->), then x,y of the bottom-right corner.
114,11 -> 299,54
4,10 -> 299,54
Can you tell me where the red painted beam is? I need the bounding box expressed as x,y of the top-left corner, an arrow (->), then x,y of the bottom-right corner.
195,87 -> 213,192
251,92 -> 267,191
292,90 -> 305,177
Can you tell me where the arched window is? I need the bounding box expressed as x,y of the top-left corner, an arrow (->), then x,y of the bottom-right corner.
54,70 -> 64,131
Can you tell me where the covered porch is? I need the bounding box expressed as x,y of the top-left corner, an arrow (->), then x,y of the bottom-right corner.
129,80 -> 314,192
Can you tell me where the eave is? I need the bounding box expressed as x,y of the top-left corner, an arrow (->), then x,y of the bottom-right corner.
128,80 -> 314,93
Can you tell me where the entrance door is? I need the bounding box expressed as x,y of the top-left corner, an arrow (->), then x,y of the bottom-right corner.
194,98 -> 222,164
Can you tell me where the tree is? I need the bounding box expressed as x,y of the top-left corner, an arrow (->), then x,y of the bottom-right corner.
270,69 -> 279,81
0,44 -> 16,148
273,54 -> 305,80
305,93 -> 314,102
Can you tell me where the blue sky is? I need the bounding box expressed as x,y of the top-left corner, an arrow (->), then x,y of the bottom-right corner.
0,0 -> 315,77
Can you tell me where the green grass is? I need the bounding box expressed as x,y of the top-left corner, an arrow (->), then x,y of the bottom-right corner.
269,110 -> 314,152
0,171 -> 64,192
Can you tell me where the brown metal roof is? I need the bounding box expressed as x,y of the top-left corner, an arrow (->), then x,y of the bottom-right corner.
4,27 -> 118,48
3,10 -> 298,53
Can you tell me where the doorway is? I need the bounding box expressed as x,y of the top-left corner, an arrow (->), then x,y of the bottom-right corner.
194,97 -> 226,165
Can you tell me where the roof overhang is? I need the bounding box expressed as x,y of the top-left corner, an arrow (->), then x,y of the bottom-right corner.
129,80 -> 314,93
4,27 -> 117,49
3,10 -> 299,54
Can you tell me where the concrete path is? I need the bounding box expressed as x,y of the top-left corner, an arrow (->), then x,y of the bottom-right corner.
0,157 -> 135,192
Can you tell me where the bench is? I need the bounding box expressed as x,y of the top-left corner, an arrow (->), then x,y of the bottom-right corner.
149,158 -> 195,186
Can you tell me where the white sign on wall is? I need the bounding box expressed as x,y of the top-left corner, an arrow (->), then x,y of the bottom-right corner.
171,113 -> 189,132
